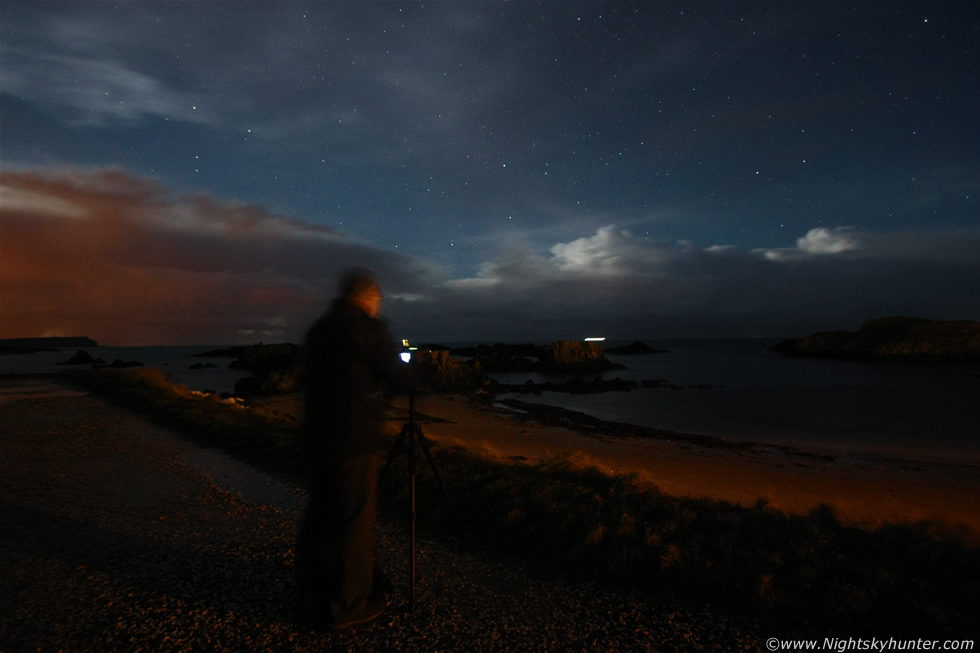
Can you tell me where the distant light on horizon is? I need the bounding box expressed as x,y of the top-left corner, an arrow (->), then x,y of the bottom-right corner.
584,337 -> 606,342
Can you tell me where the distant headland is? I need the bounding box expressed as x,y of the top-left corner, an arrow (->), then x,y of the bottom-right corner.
769,316 -> 980,363
0,337 -> 99,355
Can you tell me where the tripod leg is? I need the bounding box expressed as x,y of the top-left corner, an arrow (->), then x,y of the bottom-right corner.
414,426 -> 468,543
408,423 -> 417,610
380,423 -> 410,483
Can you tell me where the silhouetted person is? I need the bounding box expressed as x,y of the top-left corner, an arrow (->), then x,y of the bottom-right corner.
295,268 -> 397,630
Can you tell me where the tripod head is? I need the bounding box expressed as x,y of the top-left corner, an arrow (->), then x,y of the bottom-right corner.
395,340 -> 421,420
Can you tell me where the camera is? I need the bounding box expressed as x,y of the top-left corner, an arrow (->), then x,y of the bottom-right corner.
400,339 -> 416,364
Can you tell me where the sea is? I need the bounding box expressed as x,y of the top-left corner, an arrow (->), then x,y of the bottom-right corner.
3,339 -> 978,465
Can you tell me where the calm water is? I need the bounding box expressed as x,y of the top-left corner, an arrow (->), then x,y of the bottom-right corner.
4,340 -> 979,464
0,345 -> 246,395
492,339 -> 980,465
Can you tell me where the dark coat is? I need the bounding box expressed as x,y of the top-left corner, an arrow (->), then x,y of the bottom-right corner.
303,298 -> 397,462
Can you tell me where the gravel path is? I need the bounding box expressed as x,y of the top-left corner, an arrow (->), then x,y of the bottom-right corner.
0,380 -> 761,651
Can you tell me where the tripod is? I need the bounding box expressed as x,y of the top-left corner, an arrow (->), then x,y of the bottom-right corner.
381,388 -> 466,610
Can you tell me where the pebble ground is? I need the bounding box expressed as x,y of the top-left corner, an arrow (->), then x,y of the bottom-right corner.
0,382 -> 763,652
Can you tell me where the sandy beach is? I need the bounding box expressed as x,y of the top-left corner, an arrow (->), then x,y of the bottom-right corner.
257,391 -> 980,538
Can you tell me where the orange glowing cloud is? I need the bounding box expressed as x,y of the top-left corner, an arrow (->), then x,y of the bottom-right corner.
0,168 -> 414,345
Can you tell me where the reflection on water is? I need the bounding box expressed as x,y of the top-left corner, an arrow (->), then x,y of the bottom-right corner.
492,339 -> 980,464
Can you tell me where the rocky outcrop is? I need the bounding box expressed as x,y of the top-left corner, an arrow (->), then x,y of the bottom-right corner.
604,341 -> 669,355
536,340 -> 623,373
412,349 -> 488,394
449,341 -> 624,374
93,359 -> 144,369
228,343 -> 304,397
770,316 -> 980,362
449,343 -> 538,372
471,352 -> 536,374
57,350 -> 106,366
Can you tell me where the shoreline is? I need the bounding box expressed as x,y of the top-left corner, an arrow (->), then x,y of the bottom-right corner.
494,395 -> 978,469
251,389 -> 980,539
6,372 -> 978,538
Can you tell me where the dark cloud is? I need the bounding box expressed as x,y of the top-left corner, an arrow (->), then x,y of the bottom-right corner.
3,169 -> 978,345
0,169 -> 433,344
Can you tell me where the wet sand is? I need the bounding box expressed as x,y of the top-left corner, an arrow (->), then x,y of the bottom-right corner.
257,391 -> 980,538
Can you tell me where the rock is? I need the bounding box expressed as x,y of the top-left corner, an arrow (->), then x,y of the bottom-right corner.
92,359 -> 143,369
535,341 -> 624,373
57,350 -> 105,366
226,343 -> 304,397
605,341 -> 669,355
770,316 -> 980,362
413,349 -> 488,393
471,352 -> 536,373
452,341 -> 625,374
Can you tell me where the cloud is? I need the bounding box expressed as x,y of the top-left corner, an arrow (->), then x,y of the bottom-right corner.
3,167 -> 979,345
0,184 -> 89,220
758,227 -> 862,261
550,227 -> 632,275
0,168 -> 434,345
795,227 -> 862,254
0,48 -> 211,127
400,223 -> 980,341
0,4 -> 519,147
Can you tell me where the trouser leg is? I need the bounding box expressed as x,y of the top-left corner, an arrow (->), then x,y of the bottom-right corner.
296,453 -> 379,622
327,453 -> 378,620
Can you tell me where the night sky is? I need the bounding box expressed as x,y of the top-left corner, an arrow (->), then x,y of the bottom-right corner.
2,1 -> 978,345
